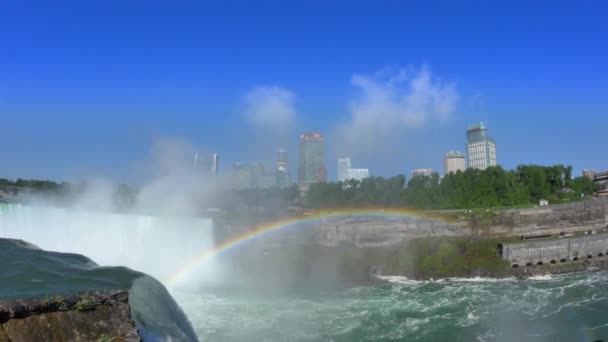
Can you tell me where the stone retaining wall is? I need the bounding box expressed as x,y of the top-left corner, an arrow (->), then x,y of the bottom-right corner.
501,232 -> 608,267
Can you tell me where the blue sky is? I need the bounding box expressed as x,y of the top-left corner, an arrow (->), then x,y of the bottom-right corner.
1,1 -> 607,183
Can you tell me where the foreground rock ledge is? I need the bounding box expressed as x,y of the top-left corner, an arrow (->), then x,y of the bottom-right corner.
0,291 -> 140,342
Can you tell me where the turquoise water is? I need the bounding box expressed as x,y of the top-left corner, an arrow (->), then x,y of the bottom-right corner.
174,273 -> 608,341
3,203 -> 608,341
7,235 -> 608,341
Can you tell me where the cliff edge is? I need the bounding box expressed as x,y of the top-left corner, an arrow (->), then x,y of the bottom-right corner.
0,291 -> 140,342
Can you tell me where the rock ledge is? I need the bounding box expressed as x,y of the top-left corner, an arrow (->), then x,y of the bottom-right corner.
0,291 -> 140,342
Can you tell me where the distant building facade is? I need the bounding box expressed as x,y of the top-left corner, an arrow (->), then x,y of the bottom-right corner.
583,169 -> 596,181
298,133 -> 326,189
337,158 -> 351,182
346,168 -> 370,181
411,168 -> 433,178
594,170 -> 608,190
230,163 -> 255,190
230,163 -> 276,190
194,152 -> 219,178
276,149 -> 290,188
444,151 -> 466,175
466,122 -> 497,170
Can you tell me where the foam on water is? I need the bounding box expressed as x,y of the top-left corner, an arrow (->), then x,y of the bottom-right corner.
173,271 -> 608,341
528,274 -> 555,281
375,275 -> 420,285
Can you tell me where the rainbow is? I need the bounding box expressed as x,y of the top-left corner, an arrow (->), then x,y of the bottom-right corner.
166,208 -> 450,286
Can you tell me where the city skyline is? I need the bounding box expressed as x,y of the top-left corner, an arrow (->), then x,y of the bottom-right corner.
1,2 -> 607,183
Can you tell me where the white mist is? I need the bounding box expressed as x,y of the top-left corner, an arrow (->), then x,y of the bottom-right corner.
0,203 -> 215,286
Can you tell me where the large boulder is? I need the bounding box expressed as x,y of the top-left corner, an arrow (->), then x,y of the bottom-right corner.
0,291 -> 140,342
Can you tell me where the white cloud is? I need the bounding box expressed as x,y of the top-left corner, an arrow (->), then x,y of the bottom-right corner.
245,86 -> 296,135
335,65 -> 459,157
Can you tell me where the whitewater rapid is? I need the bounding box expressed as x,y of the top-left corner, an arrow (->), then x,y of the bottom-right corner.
173,271 -> 608,341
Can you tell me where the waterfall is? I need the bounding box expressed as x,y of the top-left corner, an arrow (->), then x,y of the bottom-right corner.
0,203 -> 215,286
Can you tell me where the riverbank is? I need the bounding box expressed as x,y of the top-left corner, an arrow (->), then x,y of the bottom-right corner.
216,234 -> 608,290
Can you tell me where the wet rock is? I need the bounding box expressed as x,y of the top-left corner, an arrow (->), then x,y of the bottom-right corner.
0,291 -> 140,342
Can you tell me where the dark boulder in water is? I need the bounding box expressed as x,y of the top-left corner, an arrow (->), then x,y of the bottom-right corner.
0,238 -> 199,342
0,291 -> 139,341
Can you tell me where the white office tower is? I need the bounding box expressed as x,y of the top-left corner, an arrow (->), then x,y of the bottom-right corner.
337,157 -> 351,182
466,122 -> 497,170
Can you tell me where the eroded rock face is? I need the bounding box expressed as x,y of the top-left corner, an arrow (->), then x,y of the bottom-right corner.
0,291 -> 140,342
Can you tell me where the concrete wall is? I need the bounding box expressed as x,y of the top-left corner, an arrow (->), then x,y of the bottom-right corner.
502,232 -> 608,267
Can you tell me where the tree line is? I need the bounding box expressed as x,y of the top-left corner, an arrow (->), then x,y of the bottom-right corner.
305,165 -> 598,209
1,164 -> 599,212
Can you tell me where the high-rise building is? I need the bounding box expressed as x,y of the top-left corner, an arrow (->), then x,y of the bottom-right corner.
411,168 -> 433,178
346,168 -> 370,181
276,149 -> 288,172
298,133 -> 326,189
194,152 -> 219,178
230,162 -> 276,190
209,152 -> 219,177
230,162 -> 254,190
466,122 -> 497,170
276,149 -> 290,188
444,151 -> 466,175
337,157 -> 351,182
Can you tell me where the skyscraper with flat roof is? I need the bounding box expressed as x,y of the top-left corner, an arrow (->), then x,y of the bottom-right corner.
194,152 -> 219,178
298,133 -> 326,189
466,122 -> 497,170
444,151 -> 466,175
337,157 -> 351,182
276,148 -> 290,188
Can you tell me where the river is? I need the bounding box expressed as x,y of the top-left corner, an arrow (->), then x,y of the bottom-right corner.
2,203 -> 608,341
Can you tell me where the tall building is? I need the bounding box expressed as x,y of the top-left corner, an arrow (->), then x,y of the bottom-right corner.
276,149 -> 288,172
337,157 -> 351,182
194,152 -> 219,178
230,162 -> 276,190
230,162 -> 254,190
276,149 -> 290,188
466,122 -> 497,170
298,133 -> 326,189
346,168 -> 370,181
411,168 -> 433,178
209,152 -> 219,177
444,151 -> 466,175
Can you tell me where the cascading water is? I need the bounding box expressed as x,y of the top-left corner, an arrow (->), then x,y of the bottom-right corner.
0,203 -> 215,286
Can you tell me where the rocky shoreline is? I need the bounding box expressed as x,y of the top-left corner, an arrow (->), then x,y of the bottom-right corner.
375,256 -> 608,283
510,257 -> 608,278
0,291 -> 140,342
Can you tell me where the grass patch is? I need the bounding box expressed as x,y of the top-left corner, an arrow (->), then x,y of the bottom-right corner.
75,295 -> 97,311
